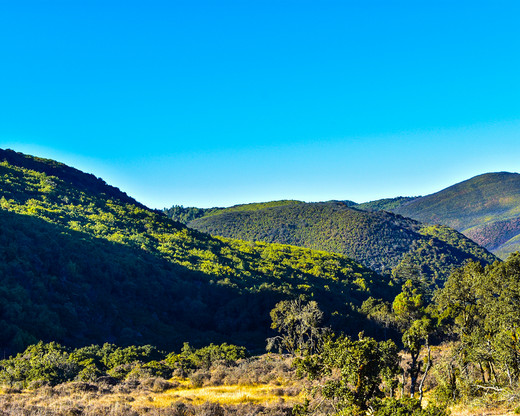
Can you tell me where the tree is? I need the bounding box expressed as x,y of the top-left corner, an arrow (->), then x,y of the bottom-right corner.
266,298 -> 327,355
295,333 -> 400,414
434,256 -> 520,400
392,280 -> 433,400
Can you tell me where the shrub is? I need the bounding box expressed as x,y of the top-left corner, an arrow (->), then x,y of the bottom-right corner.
189,370 -> 210,388
372,397 -> 449,416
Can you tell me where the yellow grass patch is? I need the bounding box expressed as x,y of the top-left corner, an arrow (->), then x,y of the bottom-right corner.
132,383 -> 302,408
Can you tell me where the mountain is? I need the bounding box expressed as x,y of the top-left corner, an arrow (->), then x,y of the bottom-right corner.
0,149 -> 393,353
393,172 -> 520,259
187,201 -> 497,282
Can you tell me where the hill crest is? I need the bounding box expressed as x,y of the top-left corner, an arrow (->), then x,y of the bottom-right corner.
188,200 -> 497,281
393,171 -> 520,258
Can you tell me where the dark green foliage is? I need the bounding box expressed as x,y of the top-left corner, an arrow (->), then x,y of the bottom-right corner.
0,208 -> 246,352
163,205 -> 219,224
295,333 -> 400,414
69,344 -> 160,373
163,201 -> 303,224
372,397 -> 449,416
266,299 -> 327,355
0,149 -> 395,352
0,341 -> 247,388
434,253 -> 520,401
294,330 -> 449,415
355,196 -> 419,212
189,201 -> 496,281
393,172 -> 520,258
0,342 -> 77,387
165,342 -> 248,374
393,280 -> 434,399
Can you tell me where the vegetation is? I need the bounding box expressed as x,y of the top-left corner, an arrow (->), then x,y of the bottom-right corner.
0,341 -> 299,415
163,200 -> 303,225
3,148 -> 520,414
0,296 -> 449,416
0,149 -> 395,352
162,205 -> 217,224
393,172 -> 520,258
0,341 -> 248,388
5,258 -> 520,414
266,299 -> 328,356
355,196 -> 418,212
189,200 -> 496,281
202,200 -> 303,217
433,253 -> 520,404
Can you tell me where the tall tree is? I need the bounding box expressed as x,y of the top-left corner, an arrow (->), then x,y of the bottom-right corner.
392,280 -> 433,399
266,298 -> 327,355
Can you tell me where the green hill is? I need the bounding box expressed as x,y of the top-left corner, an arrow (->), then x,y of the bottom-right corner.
188,201 -> 496,283
393,172 -> 520,258
164,200 -> 303,225
0,149 -> 394,353
355,196 -> 418,211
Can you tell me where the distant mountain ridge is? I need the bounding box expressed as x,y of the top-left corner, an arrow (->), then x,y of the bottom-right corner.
392,172 -> 520,258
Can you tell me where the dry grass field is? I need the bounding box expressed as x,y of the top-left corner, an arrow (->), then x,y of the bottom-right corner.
0,379 -> 301,415
0,354 -> 302,415
1,350 -> 520,415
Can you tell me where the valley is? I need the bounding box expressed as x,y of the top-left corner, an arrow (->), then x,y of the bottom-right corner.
1,148 -> 520,415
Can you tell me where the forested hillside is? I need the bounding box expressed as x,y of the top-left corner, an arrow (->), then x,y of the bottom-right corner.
188,201 -> 496,282
355,196 -> 418,211
393,172 -> 520,258
0,149 -> 394,353
164,200 -> 302,225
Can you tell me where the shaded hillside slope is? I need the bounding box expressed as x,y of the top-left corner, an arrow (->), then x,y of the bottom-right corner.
189,201 -> 496,282
394,172 -> 520,258
0,149 -> 392,353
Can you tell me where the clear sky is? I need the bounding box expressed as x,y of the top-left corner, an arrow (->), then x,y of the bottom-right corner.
1,1 -> 519,208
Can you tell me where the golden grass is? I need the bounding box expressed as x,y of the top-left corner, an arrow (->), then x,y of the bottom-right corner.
131,383 -> 302,409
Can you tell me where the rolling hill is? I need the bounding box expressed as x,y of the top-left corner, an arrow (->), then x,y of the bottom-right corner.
354,196 -> 418,212
164,200 -> 303,224
393,172 -> 520,259
187,201 -> 497,282
0,149 -> 394,353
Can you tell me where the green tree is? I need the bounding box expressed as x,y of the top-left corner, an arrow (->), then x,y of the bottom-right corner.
393,280 -> 433,400
295,333 -> 400,414
434,256 -> 520,401
266,298 -> 327,355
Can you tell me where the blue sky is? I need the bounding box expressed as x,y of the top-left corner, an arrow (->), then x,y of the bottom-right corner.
1,1 -> 519,208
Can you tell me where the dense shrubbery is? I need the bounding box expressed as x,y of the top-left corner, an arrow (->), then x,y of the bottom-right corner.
371,397 -> 448,416
165,342 -> 248,375
0,341 -> 249,388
